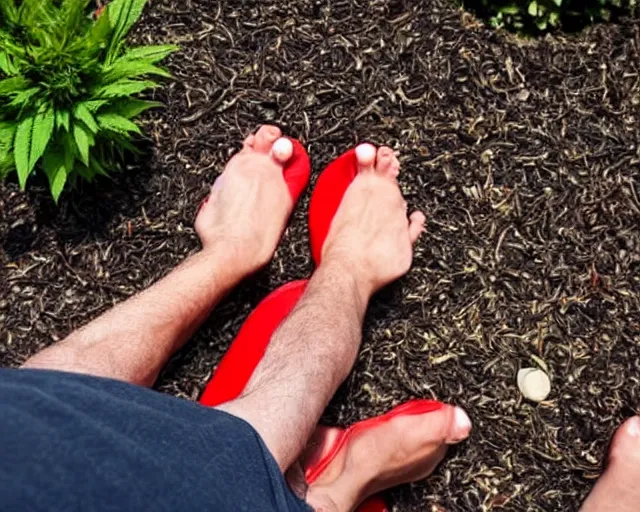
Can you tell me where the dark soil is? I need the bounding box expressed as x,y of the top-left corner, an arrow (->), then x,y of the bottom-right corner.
2,1 -> 640,510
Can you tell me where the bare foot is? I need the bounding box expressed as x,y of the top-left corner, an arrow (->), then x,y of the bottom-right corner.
580,416 -> 640,512
321,143 -> 426,300
195,125 -> 295,275
303,405 -> 472,512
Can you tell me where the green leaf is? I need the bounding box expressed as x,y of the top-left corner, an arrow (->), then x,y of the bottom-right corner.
94,79 -> 158,98
0,76 -> 30,95
0,154 -> 13,178
60,0 -> 91,35
73,123 -> 92,166
0,121 -> 16,163
87,7 -> 113,46
0,121 -> 16,145
499,5 -> 520,15
42,146 -> 68,203
0,51 -> 17,75
61,131 -> 77,172
83,100 -> 108,113
123,45 -> 178,63
73,103 -> 99,133
102,98 -> 162,119
90,157 -> 109,177
106,0 -> 148,63
0,0 -> 19,24
97,113 -> 142,135
56,110 -> 71,131
29,106 -> 55,169
17,0 -> 52,28
102,59 -> 172,83
75,162 -> 97,181
7,88 -> 39,107
528,1 -> 538,16
14,116 -> 35,189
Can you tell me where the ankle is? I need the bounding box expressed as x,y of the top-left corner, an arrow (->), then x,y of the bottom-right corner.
315,257 -> 372,312
194,246 -> 252,287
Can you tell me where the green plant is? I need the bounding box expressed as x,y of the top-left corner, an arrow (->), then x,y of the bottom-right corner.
465,0 -> 638,33
0,0 -> 177,201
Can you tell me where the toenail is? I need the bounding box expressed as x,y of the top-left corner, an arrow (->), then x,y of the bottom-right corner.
355,143 -> 376,163
272,137 -> 293,159
628,417 -> 640,437
450,407 -> 472,443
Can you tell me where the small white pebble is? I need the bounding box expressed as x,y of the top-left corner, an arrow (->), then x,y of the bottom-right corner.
517,367 -> 551,402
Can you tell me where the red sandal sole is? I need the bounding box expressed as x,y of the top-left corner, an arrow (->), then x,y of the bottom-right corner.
199,280 -> 308,407
308,148 -> 359,265
284,138 -> 311,204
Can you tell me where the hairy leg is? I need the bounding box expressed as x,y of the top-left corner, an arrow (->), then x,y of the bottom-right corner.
220,144 -> 426,469
222,145 -> 472,511
22,126 -> 296,387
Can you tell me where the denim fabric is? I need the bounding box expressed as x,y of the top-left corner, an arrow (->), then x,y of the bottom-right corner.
0,368 -> 311,512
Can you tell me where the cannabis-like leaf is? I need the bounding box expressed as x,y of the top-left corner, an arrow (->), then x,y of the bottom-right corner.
0,0 -> 177,202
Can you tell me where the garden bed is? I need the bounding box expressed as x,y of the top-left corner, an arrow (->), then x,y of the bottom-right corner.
1,0 -> 639,510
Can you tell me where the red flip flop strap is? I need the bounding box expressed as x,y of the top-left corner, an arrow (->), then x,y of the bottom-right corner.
285,138 -> 311,205
305,400 -> 445,484
199,280 -> 308,407
308,148 -> 358,265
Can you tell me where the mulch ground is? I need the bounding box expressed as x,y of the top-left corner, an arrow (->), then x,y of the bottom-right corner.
1,0 -> 640,510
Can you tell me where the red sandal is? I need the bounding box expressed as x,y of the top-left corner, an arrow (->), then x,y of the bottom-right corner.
199,280 -> 308,407
308,148 -> 359,265
200,145 -> 439,512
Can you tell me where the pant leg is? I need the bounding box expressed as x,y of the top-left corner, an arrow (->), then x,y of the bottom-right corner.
0,368 -> 312,512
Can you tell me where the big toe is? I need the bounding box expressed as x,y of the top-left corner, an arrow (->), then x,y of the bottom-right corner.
427,405 -> 472,446
254,125 -> 283,153
375,146 -> 400,178
380,405 -> 471,485
271,137 -> 294,164
580,416 -> 640,512
610,416 -> 640,463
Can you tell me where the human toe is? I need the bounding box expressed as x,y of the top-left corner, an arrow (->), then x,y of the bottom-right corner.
271,137 -> 293,164
610,416 -> 640,462
253,125 -> 283,153
355,143 -> 377,173
242,133 -> 256,149
408,211 -> 427,244
375,146 -> 399,178
403,404 -> 472,447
